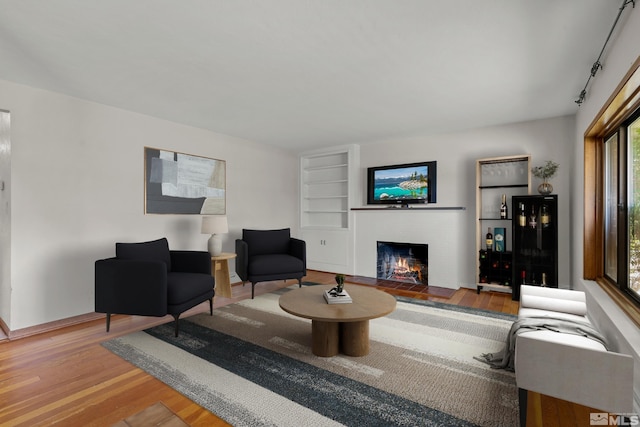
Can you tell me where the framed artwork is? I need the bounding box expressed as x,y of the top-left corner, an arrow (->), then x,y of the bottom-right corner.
144,147 -> 226,214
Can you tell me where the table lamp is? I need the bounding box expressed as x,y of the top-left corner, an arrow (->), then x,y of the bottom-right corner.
201,215 -> 228,256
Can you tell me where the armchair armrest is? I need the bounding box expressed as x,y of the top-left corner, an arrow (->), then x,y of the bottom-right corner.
95,258 -> 168,316
235,239 -> 249,280
290,238 -> 306,272
515,333 -> 634,413
170,250 -> 211,274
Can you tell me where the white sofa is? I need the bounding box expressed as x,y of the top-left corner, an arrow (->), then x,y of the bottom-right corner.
514,285 -> 634,424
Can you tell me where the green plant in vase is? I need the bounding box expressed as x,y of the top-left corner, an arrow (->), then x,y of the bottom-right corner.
531,160 -> 559,195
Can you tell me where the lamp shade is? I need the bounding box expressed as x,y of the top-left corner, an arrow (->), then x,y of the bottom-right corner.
201,216 -> 228,234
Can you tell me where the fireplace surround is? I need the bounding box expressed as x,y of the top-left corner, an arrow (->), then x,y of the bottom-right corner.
377,241 -> 428,285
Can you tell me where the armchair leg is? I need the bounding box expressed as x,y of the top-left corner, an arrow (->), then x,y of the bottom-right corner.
172,314 -> 180,337
106,313 -> 111,332
298,278 -> 302,288
209,298 -> 213,315
251,282 -> 256,299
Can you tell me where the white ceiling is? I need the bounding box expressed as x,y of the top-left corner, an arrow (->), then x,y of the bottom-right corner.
0,0 -> 628,151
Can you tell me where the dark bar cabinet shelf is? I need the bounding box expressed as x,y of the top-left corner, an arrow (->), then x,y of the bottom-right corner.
511,195 -> 558,301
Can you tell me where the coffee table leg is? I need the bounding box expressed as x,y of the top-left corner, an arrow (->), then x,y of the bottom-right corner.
311,320 -> 339,357
340,320 -> 370,356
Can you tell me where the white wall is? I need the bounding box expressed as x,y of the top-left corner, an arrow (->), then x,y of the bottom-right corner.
0,79 -> 298,331
355,115 -> 575,288
571,5 -> 640,410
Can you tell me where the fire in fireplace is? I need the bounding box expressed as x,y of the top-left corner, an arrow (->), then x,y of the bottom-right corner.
376,241 -> 428,285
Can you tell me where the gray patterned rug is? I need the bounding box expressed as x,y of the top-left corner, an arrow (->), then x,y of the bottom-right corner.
103,285 -> 518,426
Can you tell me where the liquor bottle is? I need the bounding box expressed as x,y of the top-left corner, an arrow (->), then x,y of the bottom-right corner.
500,194 -> 508,219
518,203 -> 526,227
541,204 -> 550,228
521,269 -> 526,286
485,227 -> 493,251
529,205 -> 537,228
541,272 -> 547,287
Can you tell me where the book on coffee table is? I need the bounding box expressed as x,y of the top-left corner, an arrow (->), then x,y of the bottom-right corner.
323,290 -> 352,304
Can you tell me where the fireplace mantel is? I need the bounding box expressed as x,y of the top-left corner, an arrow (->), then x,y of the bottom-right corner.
351,206 -> 465,211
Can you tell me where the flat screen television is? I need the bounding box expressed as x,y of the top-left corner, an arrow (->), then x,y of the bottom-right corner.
367,161 -> 437,206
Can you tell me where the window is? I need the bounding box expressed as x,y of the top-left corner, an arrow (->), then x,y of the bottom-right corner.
603,111 -> 640,305
626,113 -> 640,301
604,133 -> 618,282
584,56 -> 640,326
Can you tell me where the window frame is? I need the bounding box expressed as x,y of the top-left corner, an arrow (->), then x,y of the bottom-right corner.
584,56 -> 640,327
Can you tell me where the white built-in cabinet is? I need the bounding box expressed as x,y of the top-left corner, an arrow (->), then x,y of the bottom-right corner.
300,145 -> 359,273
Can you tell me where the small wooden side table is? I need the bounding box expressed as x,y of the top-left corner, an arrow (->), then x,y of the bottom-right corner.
210,252 -> 236,298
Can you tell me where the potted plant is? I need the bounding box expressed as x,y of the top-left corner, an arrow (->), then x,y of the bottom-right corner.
531,160 -> 559,195
334,274 -> 345,294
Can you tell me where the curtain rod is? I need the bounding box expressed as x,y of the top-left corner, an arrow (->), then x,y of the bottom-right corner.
575,0 -> 635,105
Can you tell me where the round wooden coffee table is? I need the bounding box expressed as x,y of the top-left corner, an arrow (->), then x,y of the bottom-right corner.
278,284 -> 396,357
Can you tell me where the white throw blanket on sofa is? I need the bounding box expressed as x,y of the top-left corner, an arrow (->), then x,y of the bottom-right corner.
475,316 -> 609,371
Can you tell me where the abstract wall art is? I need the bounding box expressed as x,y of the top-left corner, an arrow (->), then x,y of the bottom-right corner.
144,147 -> 226,214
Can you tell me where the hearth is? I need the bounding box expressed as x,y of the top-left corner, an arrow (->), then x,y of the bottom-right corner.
376,241 -> 428,285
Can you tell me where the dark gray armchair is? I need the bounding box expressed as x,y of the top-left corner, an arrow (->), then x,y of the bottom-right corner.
235,228 -> 306,299
95,237 -> 214,336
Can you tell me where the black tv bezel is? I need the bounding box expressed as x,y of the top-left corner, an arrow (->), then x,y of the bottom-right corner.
367,161 -> 437,206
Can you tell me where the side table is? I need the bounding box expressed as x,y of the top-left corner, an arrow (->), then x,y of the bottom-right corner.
210,252 -> 236,298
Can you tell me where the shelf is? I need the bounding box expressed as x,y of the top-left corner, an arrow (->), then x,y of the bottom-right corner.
476,154 -> 531,297
305,195 -> 348,200
477,283 -> 513,293
300,146 -> 358,233
303,163 -> 348,171
304,210 -> 348,213
479,184 -> 529,189
305,179 -> 348,185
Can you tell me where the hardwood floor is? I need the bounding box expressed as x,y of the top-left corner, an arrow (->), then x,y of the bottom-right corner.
0,271 -> 594,426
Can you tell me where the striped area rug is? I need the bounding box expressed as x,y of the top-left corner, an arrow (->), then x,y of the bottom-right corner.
103,285 -> 518,426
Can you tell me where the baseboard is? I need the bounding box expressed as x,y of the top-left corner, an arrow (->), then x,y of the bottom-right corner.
2,312 -> 104,341
0,316 -> 9,339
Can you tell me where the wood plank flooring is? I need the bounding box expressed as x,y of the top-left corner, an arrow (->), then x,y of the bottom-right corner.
0,271 -> 595,426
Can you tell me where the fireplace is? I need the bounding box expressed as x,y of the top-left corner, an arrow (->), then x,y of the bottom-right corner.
376,241 -> 428,285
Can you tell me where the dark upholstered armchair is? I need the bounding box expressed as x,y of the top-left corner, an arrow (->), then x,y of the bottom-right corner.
95,238 -> 214,336
235,228 -> 306,299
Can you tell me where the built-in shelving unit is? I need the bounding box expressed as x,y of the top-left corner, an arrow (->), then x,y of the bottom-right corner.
300,145 -> 359,274
476,154 -> 531,294
301,152 -> 349,229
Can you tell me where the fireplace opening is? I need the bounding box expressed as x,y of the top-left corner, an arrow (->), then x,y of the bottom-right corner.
377,241 -> 428,285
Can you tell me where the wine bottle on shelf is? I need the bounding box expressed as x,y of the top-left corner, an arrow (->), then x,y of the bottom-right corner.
541,204 -> 550,228
518,203 -> 526,227
500,194 -> 508,219
485,227 -> 493,251
521,270 -> 526,287
529,205 -> 537,229
541,272 -> 547,287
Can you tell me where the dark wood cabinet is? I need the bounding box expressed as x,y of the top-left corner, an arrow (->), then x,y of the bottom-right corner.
511,195 -> 558,300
